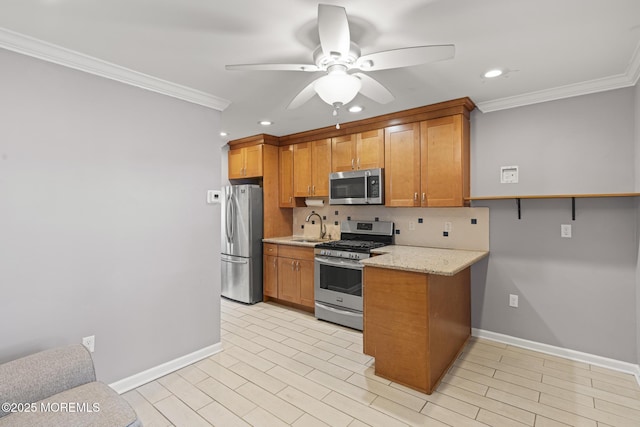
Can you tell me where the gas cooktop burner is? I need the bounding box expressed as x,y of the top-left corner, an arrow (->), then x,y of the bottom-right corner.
317,240 -> 387,250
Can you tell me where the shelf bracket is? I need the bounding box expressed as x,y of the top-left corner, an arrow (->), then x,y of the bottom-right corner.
516,198 -> 521,220
571,197 -> 575,221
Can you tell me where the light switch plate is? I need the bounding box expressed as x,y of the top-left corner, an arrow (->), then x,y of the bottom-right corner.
500,166 -> 519,184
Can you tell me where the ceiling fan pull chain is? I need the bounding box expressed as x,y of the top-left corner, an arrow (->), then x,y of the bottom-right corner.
333,103 -> 341,129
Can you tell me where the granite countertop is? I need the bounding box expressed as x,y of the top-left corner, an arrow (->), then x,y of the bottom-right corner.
262,236 -> 333,248
361,245 -> 489,276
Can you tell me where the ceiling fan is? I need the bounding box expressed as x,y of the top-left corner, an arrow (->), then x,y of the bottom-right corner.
226,4 -> 455,119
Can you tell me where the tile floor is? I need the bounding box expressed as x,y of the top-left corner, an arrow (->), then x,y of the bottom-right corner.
123,298 -> 640,426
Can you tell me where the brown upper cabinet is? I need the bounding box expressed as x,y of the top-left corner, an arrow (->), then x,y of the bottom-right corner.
279,145 -> 294,207
228,98 -> 474,209
331,129 -> 384,172
384,123 -> 422,207
293,139 -> 331,197
421,115 -> 469,207
384,115 -> 470,207
228,145 -> 263,179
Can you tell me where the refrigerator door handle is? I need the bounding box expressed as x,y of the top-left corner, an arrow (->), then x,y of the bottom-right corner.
221,257 -> 248,264
225,193 -> 233,242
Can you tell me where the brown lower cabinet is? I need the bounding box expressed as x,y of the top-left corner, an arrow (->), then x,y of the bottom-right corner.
263,243 -> 314,309
363,266 -> 471,394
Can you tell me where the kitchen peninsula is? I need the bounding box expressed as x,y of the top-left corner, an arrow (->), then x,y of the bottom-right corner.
361,246 -> 488,394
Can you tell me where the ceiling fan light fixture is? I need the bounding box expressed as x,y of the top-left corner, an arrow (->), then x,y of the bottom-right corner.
314,72 -> 361,106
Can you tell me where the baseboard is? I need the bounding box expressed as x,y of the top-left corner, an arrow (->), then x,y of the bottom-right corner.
109,342 -> 223,394
472,328 -> 640,386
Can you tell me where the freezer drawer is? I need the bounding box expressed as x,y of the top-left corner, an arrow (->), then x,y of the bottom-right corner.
221,254 -> 262,304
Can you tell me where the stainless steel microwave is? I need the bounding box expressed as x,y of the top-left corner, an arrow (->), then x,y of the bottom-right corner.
329,168 -> 384,205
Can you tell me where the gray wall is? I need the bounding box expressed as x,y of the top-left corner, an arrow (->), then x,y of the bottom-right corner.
471,87 -> 639,363
635,82 -> 640,365
473,88 -> 635,196
0,48 -> 222,383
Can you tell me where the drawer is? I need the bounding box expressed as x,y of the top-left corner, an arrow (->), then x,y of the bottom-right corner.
278,245 -> 315,261
264,243 -> 278,256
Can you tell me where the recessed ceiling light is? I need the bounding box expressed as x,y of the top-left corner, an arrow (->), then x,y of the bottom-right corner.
348,105 -> 364,113
484,69 -> 503,78
220,132 -> 228,137
259,120 -> 273,126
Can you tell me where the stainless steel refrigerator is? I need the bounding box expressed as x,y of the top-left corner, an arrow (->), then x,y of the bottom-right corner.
220,184 -> 263,304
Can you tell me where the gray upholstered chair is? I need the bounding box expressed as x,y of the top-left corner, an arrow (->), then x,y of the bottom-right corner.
0,344 -> 141,427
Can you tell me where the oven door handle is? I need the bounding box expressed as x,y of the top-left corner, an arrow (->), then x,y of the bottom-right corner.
315,302 -> 362,317
315,256 -> 364,270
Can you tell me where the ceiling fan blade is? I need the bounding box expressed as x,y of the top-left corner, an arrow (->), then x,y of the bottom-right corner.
352,73 -> 394,104
225,63 -> 319,72
318,4 -> 351,59
287,79 -> 319,109
356,45 -> 455,71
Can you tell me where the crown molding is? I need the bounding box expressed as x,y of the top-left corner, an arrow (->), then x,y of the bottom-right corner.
477,41 -> 640,113
0,27 -> 231,111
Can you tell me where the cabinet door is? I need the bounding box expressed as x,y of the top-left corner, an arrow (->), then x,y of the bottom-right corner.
277,257 -> 300,303
263,254 -> 278,298
293,142 -> 313,197
384,123 -> 421,207
243,145 -> 263,178
311,139 -> 331,197
331,135 -> 356,172
421,116 -> 465,207
356,129 -> 384,170
279,145 -> 294,207
364,266 -> 429,392
298,259 -> 315,308
228,148 -> 245,179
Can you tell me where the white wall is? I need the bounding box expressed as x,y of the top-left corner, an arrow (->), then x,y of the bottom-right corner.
0,48 -> 222,383
471,88 -> 638,363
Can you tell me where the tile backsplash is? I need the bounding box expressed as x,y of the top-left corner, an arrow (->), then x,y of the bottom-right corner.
292,200 -> 489,251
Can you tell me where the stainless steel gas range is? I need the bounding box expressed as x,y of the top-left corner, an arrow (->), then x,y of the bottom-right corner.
313,220 -> 394,330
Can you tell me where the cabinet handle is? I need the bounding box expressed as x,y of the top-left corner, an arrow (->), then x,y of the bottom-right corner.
312,185 -> 315,195
291,260 -> 295,271
308,185 -> 311,195
296,261 -> 300,271
422,192 -> 426,202
273,258 -> 277,268
351,159 -> 355,170
357,158 -> 361,169
289,196 -> 292,203
414,192 -> 418,201
242,167 -> 246,176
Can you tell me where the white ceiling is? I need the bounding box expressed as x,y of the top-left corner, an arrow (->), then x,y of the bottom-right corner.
1,0 -> 639,141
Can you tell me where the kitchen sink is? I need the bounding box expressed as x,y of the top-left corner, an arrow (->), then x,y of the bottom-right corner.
291,237 -> 327,243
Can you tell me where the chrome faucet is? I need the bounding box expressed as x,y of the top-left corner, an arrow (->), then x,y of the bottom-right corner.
305,212 -> 326,239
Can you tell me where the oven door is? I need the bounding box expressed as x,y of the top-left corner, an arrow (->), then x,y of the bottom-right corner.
314,255 -> 363,312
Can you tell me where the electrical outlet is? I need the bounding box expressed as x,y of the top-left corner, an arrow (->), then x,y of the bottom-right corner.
509,294 -> 519,308
409,221 -> 416,231
82,335 -> 95,353
206,190 -> 221,204
561,224 -> 572,238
